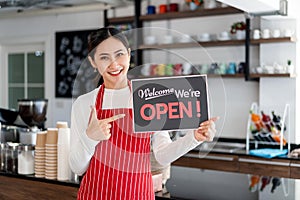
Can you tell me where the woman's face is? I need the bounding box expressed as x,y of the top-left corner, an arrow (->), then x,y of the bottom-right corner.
90,37 -> 130,89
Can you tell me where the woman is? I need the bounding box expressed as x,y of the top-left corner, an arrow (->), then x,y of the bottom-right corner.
69,27 -> 218,200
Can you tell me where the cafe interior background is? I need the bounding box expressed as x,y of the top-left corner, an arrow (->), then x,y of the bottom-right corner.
1,0 -> 300,199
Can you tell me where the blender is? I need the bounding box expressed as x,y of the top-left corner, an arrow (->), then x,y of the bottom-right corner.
17,99 -> 48,145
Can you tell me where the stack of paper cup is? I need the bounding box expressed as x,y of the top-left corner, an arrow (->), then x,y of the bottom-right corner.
35,131 -> 47,178
57,127 -> 71,181
45,128 -> 58,180
56,121 -> 68,129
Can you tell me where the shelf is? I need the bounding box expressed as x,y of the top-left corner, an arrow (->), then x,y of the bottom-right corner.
250,73 -> 296,78
140,40 -> 245,49
107,16 -> 134,24
140,7 -> 242,21
139,37 -> 296,50
135,74 -> 244,79
251,37 -> 296,44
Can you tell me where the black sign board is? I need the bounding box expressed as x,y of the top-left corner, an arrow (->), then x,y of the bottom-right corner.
55,29 -> 96,98
131,75 -> 209,132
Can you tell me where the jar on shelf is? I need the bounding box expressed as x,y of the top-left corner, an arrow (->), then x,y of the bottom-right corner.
18,144 -> 35,175
5,142 -> 20,173
0,143 -> 7,171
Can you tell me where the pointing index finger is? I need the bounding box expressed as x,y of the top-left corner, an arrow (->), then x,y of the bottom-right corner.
104,114 -> 126,123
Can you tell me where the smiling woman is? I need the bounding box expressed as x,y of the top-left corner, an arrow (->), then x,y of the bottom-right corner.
69,27 -> 217,200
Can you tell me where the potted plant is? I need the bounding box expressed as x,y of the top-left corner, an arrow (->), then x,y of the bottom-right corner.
231,21 -> 246,40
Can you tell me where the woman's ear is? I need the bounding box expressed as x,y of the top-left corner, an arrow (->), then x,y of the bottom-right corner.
127,48 -> 131,59
88,56 -> 97,70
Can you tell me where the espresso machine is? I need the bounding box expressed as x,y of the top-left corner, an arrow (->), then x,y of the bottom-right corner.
0,99 -> 48,145
17,99 -> 48,145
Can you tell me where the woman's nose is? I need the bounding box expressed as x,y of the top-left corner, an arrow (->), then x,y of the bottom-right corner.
109,59 -> 118,68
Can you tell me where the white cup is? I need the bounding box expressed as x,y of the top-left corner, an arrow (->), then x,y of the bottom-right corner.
253,29 -> 260,39
161,35 -> 173,44
283,29 -> 294,37
141,64 -> 151,76
262,29 -> 270,39
144,36 -> 156,45
182,62 -> 192,75
219,31 -> 229,39
198,33 -> 210,41
178,34 -> 192,43
272,29 -> 281,38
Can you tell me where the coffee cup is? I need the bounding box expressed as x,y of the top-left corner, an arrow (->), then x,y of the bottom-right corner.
178,34 -> 192,43
56,121 -> 68,129
161,35 -> 173,44
283,29 -> 294,37
198,33 -> 210,41
253,29 -> 260,39
272,29 -> 281,38
218,31 -> 229,40
147,5 -> 156,14
144,36 -> 157,45
141,64 -> 151,76
36,131 -> 47,147
182,62 -> 192,75
46,128 -> 58,145
262,29 -> 270,39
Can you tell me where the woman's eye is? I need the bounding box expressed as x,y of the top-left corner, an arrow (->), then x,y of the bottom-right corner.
116,52 -> 124,57
100,56 -> 109,61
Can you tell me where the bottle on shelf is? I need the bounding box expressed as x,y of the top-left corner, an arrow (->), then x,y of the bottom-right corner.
260,176 -> 271,191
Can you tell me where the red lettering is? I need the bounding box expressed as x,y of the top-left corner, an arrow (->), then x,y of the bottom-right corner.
168,102 -> 179,119
179,101 -> 192,118
156,103 -> 168,119
140,104 -> 155,120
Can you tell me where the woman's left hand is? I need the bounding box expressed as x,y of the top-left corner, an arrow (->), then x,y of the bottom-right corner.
194,117 -> 219,142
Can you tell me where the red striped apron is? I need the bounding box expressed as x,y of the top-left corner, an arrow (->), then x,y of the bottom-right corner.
77,84 -> 154,200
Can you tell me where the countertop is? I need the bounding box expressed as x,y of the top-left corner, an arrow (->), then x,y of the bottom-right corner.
1,138 -> 300,200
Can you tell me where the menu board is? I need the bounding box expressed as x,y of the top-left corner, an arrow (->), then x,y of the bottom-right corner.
131,75 -> 209,132
55,29 -> 97,98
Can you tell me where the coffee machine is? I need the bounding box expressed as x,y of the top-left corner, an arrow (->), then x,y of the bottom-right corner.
17,99 -> 48,145
0,99 -> 48,145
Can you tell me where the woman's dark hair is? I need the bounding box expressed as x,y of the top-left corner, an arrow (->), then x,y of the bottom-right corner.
88,27 -> 130,58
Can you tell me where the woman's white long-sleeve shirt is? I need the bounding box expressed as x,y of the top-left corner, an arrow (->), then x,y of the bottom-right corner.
69,86 -> 201,175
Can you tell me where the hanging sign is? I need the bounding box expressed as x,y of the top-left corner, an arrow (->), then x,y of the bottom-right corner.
131,75 -> 209,132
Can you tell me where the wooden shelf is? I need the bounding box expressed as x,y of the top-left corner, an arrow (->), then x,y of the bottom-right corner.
250,73 -> 295,78
140,40 -> 244,49
140,7 -> 242,21
250,37 -> 296,44
107,16 -> 134,24
139,37 -> 296,50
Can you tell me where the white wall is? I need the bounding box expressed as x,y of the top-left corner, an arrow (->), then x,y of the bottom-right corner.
0,11 -> 104,128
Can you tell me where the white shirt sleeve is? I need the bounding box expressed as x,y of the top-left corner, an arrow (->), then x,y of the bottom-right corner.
69,89 -> 99,175
152,130 -> 202,166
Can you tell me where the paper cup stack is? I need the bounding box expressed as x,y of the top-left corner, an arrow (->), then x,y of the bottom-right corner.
45,128 -> 58,180
57,126 -> 71,181
35,131 -> 47,178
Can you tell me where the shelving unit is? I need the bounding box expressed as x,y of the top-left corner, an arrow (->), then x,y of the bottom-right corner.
105,3 -> 297,80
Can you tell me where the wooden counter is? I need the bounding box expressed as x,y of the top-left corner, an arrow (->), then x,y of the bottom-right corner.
1,149 -> 300,199
173,151 -> 299,179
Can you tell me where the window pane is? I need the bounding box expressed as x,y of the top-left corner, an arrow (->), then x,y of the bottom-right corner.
9,87 -> 24,109
8,54 -> 24,83
28,87 -> 44,99
28,51 -> 44,83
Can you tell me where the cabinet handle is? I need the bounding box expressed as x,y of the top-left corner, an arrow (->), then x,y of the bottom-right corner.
239,158 -> 289,166
290,163 -> 300,167
185,154 -> 235,161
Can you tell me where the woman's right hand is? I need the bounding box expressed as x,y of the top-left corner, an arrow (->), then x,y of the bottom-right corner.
86,106 -> 125,141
